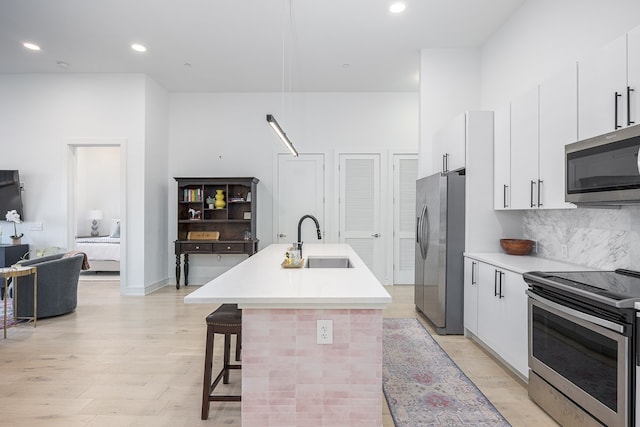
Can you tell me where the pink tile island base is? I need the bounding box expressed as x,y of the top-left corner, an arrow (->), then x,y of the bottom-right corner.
241,308 -> 383,427
184,243 -> 391,427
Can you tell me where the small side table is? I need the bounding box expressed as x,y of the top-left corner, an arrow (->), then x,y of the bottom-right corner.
1,266 -> 37,339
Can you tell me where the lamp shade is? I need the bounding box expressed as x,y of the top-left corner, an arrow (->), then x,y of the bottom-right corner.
88,209 -> 103,220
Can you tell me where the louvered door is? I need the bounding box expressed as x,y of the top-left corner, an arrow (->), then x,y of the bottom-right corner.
338,154 -> 383,282
393,154 -> 418,284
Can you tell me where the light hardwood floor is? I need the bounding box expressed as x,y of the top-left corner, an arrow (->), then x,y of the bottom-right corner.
0,279 -> 557,426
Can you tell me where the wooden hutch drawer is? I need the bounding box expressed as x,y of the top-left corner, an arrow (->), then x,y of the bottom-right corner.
181,243 -> 213,252
213,243 -> 245,253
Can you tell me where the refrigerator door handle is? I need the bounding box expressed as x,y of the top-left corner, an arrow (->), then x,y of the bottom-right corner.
422,205 -> 430,259
417,203 -> 427,259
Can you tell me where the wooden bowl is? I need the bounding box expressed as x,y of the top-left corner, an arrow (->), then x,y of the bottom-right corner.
500,239 -> 534,256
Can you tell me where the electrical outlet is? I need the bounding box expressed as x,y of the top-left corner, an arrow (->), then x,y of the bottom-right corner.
561,244 -> 568,258
317,319 -> 333,345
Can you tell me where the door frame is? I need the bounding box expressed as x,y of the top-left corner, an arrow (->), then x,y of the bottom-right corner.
66,138 -> 127,294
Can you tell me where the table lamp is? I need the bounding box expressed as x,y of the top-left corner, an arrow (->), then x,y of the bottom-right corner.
89,209 -> 103,237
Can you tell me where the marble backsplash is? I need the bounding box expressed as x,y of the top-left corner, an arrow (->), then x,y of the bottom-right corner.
523,206 -> 640,271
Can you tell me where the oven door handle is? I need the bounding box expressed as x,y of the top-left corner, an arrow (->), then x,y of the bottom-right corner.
527,290 -> 625,334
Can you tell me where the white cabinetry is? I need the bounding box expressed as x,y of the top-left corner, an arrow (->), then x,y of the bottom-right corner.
463,257 -> 479,335
629,26 -> 640,131
538,64 -> 578,210
494,71 -> 577,211
434,113 -> 466,173
465,256 -> 529,379
510,87 -> 540,209
578,30 -> 639,140
493,104 -> 511,210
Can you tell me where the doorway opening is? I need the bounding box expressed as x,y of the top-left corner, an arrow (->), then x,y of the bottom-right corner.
67,139 -> 127,293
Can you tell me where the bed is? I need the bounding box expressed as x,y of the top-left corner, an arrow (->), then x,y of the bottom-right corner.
75,219 -> 120,272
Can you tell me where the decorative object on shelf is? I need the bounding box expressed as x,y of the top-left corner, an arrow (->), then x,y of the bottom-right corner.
243,212 -> 251,220
88,209 -> 103,237
499,238 -> 534,255
214,189 -> 226,209
246,192 -> 252,202
188,208 -> 201,220
206,196 -> 215,209
5,209 -> 23,244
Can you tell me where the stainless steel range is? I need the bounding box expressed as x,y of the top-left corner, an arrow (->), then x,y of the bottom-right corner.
523,269 -> 640,427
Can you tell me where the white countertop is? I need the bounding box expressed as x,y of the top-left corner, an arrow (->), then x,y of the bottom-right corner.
184,243 -> 392,309
464,252 -> 593,275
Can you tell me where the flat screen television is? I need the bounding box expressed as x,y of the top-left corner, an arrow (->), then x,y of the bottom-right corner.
0,170 -> 24,221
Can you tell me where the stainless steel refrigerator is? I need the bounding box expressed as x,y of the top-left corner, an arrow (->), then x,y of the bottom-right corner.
414,171 -> 465,335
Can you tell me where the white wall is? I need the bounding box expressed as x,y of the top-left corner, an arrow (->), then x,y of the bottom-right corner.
481,0 -> 640,110
75,146 -> 120,237
168,92 -> 418,283
419,48 -> 481,178
143,77 -> 170,291
0,73 -> 152,293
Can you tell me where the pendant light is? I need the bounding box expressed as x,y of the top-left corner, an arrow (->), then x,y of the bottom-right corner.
266,0 -> 299,157
266,114 -> 298,156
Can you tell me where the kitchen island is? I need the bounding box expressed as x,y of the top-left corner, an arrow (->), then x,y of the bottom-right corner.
185,243 -> 392,427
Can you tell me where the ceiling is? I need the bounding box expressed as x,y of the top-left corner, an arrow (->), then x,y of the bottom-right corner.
0,0 -> 525,93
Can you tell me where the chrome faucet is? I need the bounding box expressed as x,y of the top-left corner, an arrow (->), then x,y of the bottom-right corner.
296,214 -> 322,257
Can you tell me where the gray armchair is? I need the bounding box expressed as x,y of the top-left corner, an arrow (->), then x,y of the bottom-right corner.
13,253 -> 84,318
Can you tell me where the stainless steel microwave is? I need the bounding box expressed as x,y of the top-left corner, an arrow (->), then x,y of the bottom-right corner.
566,124 -> 640,205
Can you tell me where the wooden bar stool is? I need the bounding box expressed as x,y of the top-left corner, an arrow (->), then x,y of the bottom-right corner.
201,303 -> 242,420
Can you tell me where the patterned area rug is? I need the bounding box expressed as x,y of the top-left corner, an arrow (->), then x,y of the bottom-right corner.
383,318 -> 511,427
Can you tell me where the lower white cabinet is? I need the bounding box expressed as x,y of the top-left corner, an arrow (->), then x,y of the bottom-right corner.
463,257 -> 479,335
465,256 -> 529,379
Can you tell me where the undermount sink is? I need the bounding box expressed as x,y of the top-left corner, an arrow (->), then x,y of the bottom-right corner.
305,256 -> 353,269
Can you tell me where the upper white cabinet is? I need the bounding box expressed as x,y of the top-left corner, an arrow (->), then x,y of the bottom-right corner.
510,87 -> 540,209
628,26 -> 640,130
578,30 -> 638,140
493,104 -> 511,210
494,65 -> 580,211
538,63 -> 578,210
434,113 -> 466,173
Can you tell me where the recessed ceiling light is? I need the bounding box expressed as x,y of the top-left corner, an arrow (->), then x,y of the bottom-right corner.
131,43 -> 147,52
389,1 -> 406,13
23,42 -> 41,51
57,61 -> 70,69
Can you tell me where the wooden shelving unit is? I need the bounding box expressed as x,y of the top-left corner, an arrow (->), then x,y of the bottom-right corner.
174,177 -> 259,288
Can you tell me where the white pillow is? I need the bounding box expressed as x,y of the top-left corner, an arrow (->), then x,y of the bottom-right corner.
110,219 -> 121,238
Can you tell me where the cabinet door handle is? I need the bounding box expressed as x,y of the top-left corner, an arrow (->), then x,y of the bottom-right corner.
615,91 -> 622,129
499,272 -> 505,299
628,86 -> 636,126
530,180 -> 536,208
371,233 -> 380,238
503,184 -> 509,208
442,154 -> 447,173
494,269 -> 499,296
471,261 -> 477,285
537,179 -> 543,207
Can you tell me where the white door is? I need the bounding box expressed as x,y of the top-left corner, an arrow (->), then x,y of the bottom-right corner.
392,154 -> 417,284
510,86 -> 539,209
628,26 -> 640,128
578,33 -> 627,140
493,103 -> 511,210
338,153 -> 384,282
276,153 -> 325,245
538,63 -> 578,210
